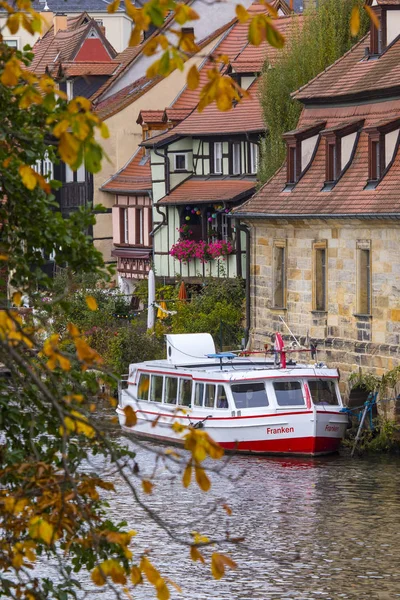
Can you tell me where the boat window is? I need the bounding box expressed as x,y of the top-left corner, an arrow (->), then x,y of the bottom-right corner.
150,375 -> 163,403
179,378 -> 192,407
216,385 -> 229,409
308,379 -> 339,406
273,381 -> 304,406
165,377 -> 178,405
194,383 -> 204,406
231,382 -> 269,409
204,384 -> 215,408
137,373 -> 150,401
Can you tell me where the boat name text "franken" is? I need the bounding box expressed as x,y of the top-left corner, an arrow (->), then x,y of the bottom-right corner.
266,426 -> 295,435
325,425 -> 340,432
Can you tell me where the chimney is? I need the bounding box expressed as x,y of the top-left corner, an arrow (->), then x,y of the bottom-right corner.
40,10 -> 54,37
54,13 -> 68,35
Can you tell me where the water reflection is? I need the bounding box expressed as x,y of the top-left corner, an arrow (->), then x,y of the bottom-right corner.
77,436 -> 400,600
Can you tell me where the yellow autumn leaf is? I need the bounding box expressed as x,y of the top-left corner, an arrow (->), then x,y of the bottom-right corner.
67,322 -> 80,338
107,0 -> 120,13
129,25 -> 142,47
85,295 -> 98,311
19,165 -> 37,191
364,5 -> 380,30
187,65 -> 200,90
1,56 -> 22,86
140,556 -> 161,586
195,466 -> 211,492
100,121 -> 109,139
29,516 -> 55,545
7,13 -> 20,35
123,405 -> 137,427
350,6 -> 360,37
142,479 -> 153,494
182,461 -> 192,488
190,546 -> 205,563
12,291 -> 22,307
58,132 -> 80,166
156,581 -> 170,600
131,565 -> 143,585
235,4 -> 250,23
174,3 -> 199,25
211,552 -> 237,580
91,565 -> 106,586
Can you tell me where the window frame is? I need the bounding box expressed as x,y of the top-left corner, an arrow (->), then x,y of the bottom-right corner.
150,374 -> 164,403
174,153 -> 188,172
213,142 -> 223,175
313,240 -> 327,312
272,380 -> 306,409
231,142 -> 241,175
273,240 -> 286,309
137,372 -> 150,401
249,142 -> 259,174
120,208 -> 129,244
164,376 -> 178,405
178,378 -> 192,407
356,241 -> 372,316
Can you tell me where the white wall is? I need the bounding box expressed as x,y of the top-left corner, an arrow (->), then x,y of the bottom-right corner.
385,128 -> 400,167
301,134 -> 319,172
386,11 -> 400,46
341,131 -> 357,171
102,0 -> 255,99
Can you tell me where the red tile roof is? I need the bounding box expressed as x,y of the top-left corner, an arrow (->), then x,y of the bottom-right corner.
294,31 -> 400,102
235,99 -> 400,217
60,61 -> 120,76
30,14 -> 117,76
144,79 -> 264,147
165,108 -> 193,122
95,75 -> 162,120
101,149 -> 152,193
137,110 -> 166,124
158,177 -> 256,205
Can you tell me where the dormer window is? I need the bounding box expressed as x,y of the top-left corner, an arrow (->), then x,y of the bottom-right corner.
283,122 -> 326,189
365,118 -> 400,187
367,1 -> 400,56
321,120 -> 363,190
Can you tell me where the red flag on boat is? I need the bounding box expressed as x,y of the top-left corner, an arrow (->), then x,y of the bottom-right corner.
274,332 -> 286,368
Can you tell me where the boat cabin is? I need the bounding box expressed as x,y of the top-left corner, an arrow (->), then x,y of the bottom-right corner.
124,334 -> 342,416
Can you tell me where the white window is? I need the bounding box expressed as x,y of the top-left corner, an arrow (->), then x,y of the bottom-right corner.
250,143 -> 259,174
214,142 -> 222,174
221,213 -> 229,241
4,39 -> 18,48
174,153 -> 187,171
33,151 -> 54,180
123,209 -> 129,244
65,165 -> 74,183
232,142 -> 241,175
76,163 -> 86,182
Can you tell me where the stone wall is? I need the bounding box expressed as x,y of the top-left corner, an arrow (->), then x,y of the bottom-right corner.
246,217 -> 400,402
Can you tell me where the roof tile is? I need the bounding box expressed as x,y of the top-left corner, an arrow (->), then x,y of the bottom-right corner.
158,177 -> 256,205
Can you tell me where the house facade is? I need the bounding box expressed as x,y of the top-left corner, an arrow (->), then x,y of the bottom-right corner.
100,1 -> 299,287
235,0 -> 400,401
0,0 -> 132,53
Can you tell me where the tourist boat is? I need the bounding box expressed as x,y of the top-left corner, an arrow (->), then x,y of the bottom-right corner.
117,333 -> 349,456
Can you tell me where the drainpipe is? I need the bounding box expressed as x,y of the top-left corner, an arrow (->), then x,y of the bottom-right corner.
154,147 -> 170,194
238,223 -> 251,346
150,148 -> 170,268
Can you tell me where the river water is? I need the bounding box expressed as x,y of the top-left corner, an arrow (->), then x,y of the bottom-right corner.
78,437 -> 400,600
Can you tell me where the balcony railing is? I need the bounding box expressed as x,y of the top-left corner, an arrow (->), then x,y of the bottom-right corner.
58,182 -> 91,215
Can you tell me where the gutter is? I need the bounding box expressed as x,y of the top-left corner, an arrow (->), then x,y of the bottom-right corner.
154,147 -> 170,194
232,213 -> 400,220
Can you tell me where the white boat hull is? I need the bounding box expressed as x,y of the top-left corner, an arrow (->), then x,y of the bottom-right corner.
117,398 -> 348,456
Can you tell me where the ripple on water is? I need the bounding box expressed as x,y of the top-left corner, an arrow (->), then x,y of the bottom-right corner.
38,439 -> 400,599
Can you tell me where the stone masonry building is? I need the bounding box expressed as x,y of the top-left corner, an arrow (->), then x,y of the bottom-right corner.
235,0 -> 400,407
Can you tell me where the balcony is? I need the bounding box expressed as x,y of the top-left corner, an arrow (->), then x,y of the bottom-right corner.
112,247 -> 152,280
58,182 -> 91,216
